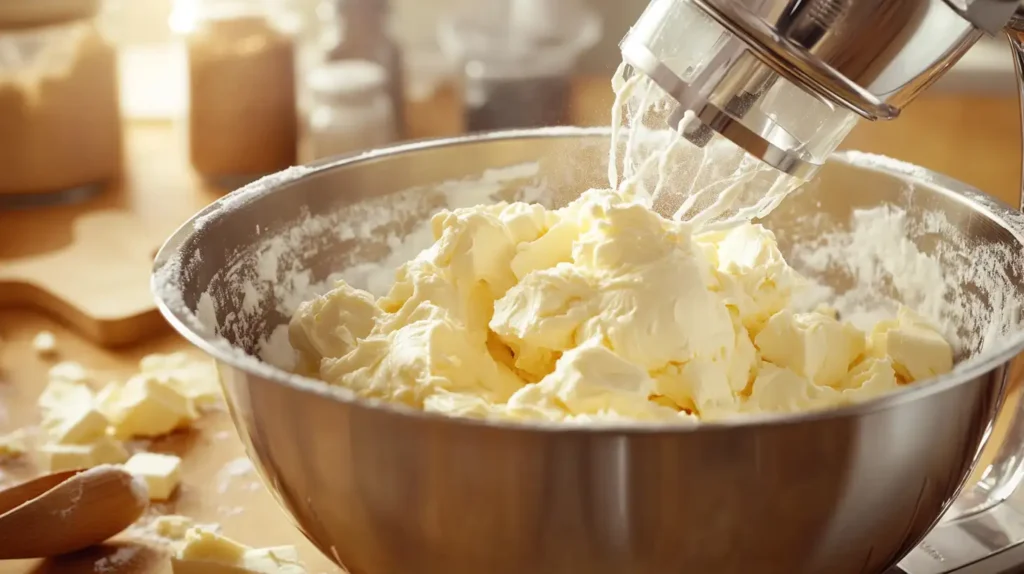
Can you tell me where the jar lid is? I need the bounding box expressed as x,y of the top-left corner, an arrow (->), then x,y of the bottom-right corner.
0,0 -> 101,29
307,59 -> 388,98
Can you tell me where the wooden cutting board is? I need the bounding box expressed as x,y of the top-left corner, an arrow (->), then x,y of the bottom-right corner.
0,122 -> 224,348
0,208 -> 171,348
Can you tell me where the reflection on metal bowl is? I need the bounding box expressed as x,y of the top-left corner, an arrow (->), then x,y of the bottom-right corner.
153,128 -> 1024,574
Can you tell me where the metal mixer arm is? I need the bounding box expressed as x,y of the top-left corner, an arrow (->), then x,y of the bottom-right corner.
621,0 -> 1024,192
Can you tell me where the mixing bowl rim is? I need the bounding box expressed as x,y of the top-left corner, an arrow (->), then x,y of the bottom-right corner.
152,126 -> 1024,433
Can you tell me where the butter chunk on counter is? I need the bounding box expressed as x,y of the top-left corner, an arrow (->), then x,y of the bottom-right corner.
124,452 -> 182,501
41,403 -> 110,444
32,330 -> 57,355
35,368 -> 129,471
172,528 -> 306,574
138,351 -> 224,408
153,515 -> 205,540
38,438 -> 129,472
0,429 -> 27,460
102,374 -> 198,439
289,189 -> 956,423
37,373 -> 93,411
24,354 -> 220,473
48,360 -> 92,383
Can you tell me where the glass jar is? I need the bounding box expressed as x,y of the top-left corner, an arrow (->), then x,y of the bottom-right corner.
0,14 -> 122,201
437,0 -> 601,132
174,0 -> 299,188
318,0 -> 404,137
305,59 -> 396,161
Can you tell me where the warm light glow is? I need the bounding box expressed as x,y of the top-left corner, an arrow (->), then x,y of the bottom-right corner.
168,0 -> 199,34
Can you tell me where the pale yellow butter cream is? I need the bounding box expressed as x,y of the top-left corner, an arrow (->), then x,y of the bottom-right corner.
290,188 -> 954,422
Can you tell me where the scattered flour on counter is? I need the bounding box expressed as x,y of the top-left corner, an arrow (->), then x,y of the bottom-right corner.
93,546 -> 142,573
218,456 -> 256,494
218,505 -> 246,517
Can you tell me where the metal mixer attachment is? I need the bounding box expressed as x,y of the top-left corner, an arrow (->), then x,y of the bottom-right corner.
620,0 -> 1003,182
621,0 -> 1024,572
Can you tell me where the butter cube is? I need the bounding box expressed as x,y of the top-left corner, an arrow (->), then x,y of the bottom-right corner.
0,429 -> 27,460
152,515 -> 197,540
754,309 -> 866,388
842,357 -> 899,400
241,547 -> 305,573
42,406 -> 110,445
38,436 -> 128,472
175,527 -> 247,563
94,382 -> 122,419
32,331 -> 57,355
140,352 -> 191,373
124,452 -> 182,501
37,379 -> 94,413
47,361 -> 92,384
870,308 -> 954,382
172,528 -> 306,574
140,353 -> 223,408
38,444 -> 92,472
108,374 -> 197,439
93,436 -> 130,465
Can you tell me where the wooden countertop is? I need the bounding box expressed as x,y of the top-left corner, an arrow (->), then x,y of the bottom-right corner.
0,78 -> 1021,574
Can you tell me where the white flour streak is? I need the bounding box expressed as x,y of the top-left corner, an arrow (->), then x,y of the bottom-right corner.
93,547 -> 141,573
787,203 -> 1023,359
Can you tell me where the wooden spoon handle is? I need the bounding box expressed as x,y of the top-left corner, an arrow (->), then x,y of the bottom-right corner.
0,469 -> 80,515
0,466 -> 147,559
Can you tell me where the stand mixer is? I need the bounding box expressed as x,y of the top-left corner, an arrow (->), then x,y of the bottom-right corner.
620,1 -> 1024,572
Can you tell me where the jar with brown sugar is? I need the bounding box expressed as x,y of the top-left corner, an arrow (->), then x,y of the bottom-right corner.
179,0 -> 299,187
0,7 -> 122,199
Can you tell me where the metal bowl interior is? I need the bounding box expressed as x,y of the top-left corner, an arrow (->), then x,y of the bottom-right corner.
153,127 -> 1024,574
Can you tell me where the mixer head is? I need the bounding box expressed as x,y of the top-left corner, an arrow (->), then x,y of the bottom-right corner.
620,0 -> 1019,180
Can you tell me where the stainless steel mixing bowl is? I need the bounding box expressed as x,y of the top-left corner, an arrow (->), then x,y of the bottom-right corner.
152,128 -> 1024,574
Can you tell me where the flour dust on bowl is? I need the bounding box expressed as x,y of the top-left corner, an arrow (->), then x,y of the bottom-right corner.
152,128 -> 1024,574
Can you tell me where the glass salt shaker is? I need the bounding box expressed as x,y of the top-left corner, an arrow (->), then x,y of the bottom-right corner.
305,59 -> 396,161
